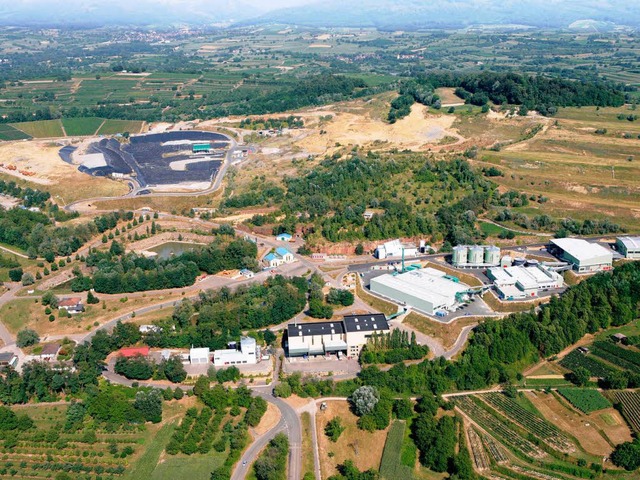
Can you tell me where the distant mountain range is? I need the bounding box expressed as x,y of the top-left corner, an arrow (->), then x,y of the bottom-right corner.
0,0 -> 639,29
249,0 -> 640,30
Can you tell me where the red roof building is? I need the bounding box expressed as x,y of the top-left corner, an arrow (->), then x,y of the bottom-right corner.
117,346 -> 150,358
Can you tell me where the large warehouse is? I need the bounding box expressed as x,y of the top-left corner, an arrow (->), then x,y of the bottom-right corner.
616,237 -> 640,259
369,268 -> 469,315
286,314 -> 390,358
548,238 -> 613,273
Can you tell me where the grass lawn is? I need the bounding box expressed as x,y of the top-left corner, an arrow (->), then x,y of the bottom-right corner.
404,312 -> 479,351
10,119 -> 64,138
149,452 -> 226,480
301,411 -> 315,478
62,116 -> 105,136
524,378 -> 573,388
125,420 -> 178,480
0,298 -> 38,333
356,276 -> 398,316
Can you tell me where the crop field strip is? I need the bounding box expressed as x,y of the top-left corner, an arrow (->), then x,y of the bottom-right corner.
559,350 -> 617,378
379,420 -> 414,480
467,427 -> 491,471
0,123 -> 32,141
590,341 -> 640,370
556,389 -> 611,414
452,396 -> 545,459
612,390 -> 640,433
477,429 -> 509,464
480,393 -> 575,453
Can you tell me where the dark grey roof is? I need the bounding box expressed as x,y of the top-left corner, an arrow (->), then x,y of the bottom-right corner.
0,352 -> 16,362
343,313 -> 389,333
287,321 -> 345,338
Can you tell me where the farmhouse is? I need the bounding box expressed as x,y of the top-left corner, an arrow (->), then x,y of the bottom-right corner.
58,297 -> 84,314
369,268 -> 469,316
0,352 -> 18,369
286,314 -> 390,358
39,343 -> 60,361
213,337 -> 257,366
548,238 -> 613,273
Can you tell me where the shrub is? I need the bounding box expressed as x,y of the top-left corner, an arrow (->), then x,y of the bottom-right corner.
325,417 -> 345,442
16,328 -> 39,347
350,385 -> 379,416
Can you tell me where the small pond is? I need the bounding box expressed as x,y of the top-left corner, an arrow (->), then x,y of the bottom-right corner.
147,241 -> 204,260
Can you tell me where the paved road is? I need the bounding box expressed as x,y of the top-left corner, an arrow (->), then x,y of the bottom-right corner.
231,354 -> 302,480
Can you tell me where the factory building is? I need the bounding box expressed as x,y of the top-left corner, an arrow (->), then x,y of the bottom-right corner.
616,237 -> 640,259
548,238 -> 613,273
286,314 -> 390,358
213,337 -> 258,367
375,239 -> 418,259
452,245 -> 501,268
487,265 -> 563,300
369,268 -> 469,316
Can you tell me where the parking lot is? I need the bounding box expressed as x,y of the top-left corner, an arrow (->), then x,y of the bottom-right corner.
284,355 -> 361,377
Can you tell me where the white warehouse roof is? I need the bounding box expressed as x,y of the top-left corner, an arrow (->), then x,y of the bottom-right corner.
371,269 -> 468,307
618,236 -> 640,250
550,238 -> 612,262
190,347 -> 210,359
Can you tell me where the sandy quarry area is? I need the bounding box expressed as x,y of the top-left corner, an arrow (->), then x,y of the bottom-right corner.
295,103 -> 462,154
0,140 -> 128,202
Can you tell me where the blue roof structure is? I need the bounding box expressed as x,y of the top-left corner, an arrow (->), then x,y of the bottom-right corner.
275,247 -> 292,257
264,253 -> 278,262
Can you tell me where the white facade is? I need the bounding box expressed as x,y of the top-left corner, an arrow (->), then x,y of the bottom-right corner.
488,265 -> 563,300
375,239 -> 418,259
213,337 -> 257,366
369,268 -> 469,315
549,238 -> 613,273
190,347 -> 210,365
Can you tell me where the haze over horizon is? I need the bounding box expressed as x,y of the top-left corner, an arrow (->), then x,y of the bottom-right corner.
0,0 -> 639,28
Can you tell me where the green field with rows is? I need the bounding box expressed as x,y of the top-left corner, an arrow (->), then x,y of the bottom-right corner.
379,421 -> 413,480
62,117 -> 105,136
612,390 -> 640,433
0,123 -> 32,141
557,389 -> 611,414
10,119 -> 64,138
97,119 -> 144,135
559,349 -> 617,378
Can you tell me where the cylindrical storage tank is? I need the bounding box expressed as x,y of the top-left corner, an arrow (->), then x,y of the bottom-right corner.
452,245 -> 468,266
525,259 -> 539,267
468,245 -> 485,265
514,257 -> 526,266
501,255 -> 512,268
484,246 -> 501,265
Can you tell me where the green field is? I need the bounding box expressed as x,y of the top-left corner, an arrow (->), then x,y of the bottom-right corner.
149,453 -> 226,480
557,389 -> 612,414
0,123 -> 31,141
10,119 -> 64,138
62,116 -> 105,136
0,298 -> 36,333
97,119 -> 144,135
380,420 -> 414,480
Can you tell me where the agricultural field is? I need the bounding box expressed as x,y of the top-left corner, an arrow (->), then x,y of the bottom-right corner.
559,349 -> 617,378
62,117 -> 105,136
557,389 -> 612,414
379,421 -> 414,480
10,119 -> 65,138
590,341 -> 640,371
0,123 -> 31,141
611,390 -> 640,433
3,403 -> 152,480
96,119 -> 144,135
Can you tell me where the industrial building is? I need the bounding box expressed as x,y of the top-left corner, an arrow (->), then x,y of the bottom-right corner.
375,239 -> 418,260
452,245 -> 501,268
192,143 -> 212,153
213,337 -> 258,367
286,314 -> 390,358
548,238 -> 613,273
369,268 -> 469,316
616,237 -> 640,259
190,347 -> 210,365
487,265 -> 563,300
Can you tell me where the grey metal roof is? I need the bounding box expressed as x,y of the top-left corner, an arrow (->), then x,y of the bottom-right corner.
343,314 -> 389,333
287,321 -> 345,337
